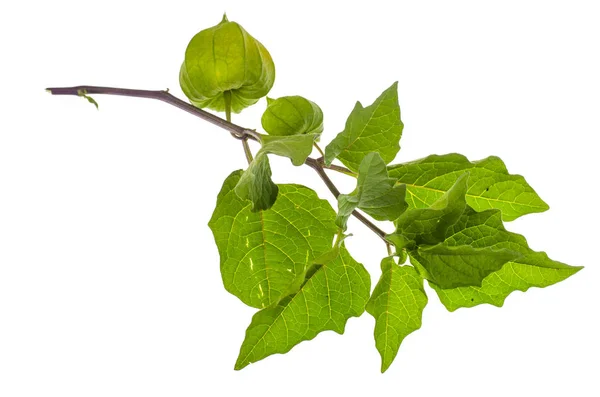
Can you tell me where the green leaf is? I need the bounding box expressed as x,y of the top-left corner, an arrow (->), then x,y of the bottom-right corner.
366,258 -> 427,373
77,89 -> 99,109
387,173 -> 469,248
261,96 -> 324,136
258,134 -> 317,166
390,175 -> 525,289
324,82 -> 403,172
235,244 -> 370,370
235,133 -> 319,210
336,152 -> 407,229
421,207 -> 583,309
180,14 -> 275,113
431,253 -> 582,311
411,245 -> 520,289
387,153 -> 549,221
209,170 -> 338,309
234,154 -> 278,212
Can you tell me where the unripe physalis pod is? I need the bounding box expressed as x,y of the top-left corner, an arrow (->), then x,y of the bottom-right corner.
261,96 -> 324,136
179,14 -> 275,114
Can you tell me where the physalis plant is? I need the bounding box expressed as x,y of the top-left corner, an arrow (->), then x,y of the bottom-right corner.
49,15 -> 582,373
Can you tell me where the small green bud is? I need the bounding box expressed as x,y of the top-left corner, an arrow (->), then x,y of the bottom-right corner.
261,96 -> 324,136
180,14 -> 276,113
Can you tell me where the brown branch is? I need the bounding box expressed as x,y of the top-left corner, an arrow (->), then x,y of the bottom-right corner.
319,162 -> 356,177
46,85 -> 387,243
46,86 -> 261,142
305,158 -> 387,242
304,158 -> 341,197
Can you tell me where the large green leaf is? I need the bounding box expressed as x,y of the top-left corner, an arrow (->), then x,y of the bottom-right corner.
261,96 -> 324,136
431,253 -> 582,311
258,134 -> 317,166
235,244 -> 370,369
336,152 -> 407,229
209,170 -> 338,309
234,154 -> 278,212
324,82 -> 403,172
387,154 -> 549,221
422,208 -> 582,309
387,173 -> 469,248
366,258 -> 427,373
411,245 -> 520,289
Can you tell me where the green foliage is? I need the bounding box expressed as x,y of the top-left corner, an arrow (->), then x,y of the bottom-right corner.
54,15 -> 583,373
336,152 -> 407,230
259,134 -> 317,166
431,253 -> 581,310
324,82 -> 403,172
367,257 -> 427,373
210,170 -> 338,308
388,173 -> 470,248
424,208 -> 583,309
233,153 -> 278,212
262,96 -> 324,136
232,133 -> 318,211
387,154 -> 549,221
211,62 -> 580,370
235,243 -> 370,370
180,14 -> 275,114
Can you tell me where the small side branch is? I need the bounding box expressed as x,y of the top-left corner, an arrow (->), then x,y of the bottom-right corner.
305,158 -> 341,197
305,158 -> 387,242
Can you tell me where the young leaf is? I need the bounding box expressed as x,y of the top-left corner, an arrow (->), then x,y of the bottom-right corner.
387,173 -> 469,247
422,208 -> 582,309
261,96 -> 324,136
324,82 -> 403,172
210,170 -> 338,309
258,134 -> 317,166
77,89 -> 99,109
234,153 -> 278,211
235,244 -> 370,370
336,152 -> 407,229
180,14 -> 275,113
366,257 -> 427,373
387,154 -> 549,221
235,133 -> 318,210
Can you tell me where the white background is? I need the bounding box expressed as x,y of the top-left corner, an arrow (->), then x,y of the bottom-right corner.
1,1 -> 598,396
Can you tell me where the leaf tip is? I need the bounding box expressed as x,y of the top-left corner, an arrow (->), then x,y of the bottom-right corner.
541,200 -> 550,212
221,12 -> 229,23
572,265 -> 584,274
233,358 -> 247,371
380,361 -> 391,373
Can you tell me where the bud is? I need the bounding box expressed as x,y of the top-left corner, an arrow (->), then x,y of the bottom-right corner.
180,14 -> 275,113
261,96 -> 324,136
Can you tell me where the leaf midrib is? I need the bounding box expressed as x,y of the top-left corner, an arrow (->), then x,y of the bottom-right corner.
343,97 -> 387,154
400,183 -> 546,209
236,265 -> 326,367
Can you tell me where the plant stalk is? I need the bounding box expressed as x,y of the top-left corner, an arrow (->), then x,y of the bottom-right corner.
223,90 -> 252,164
46,85 -> 387,243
